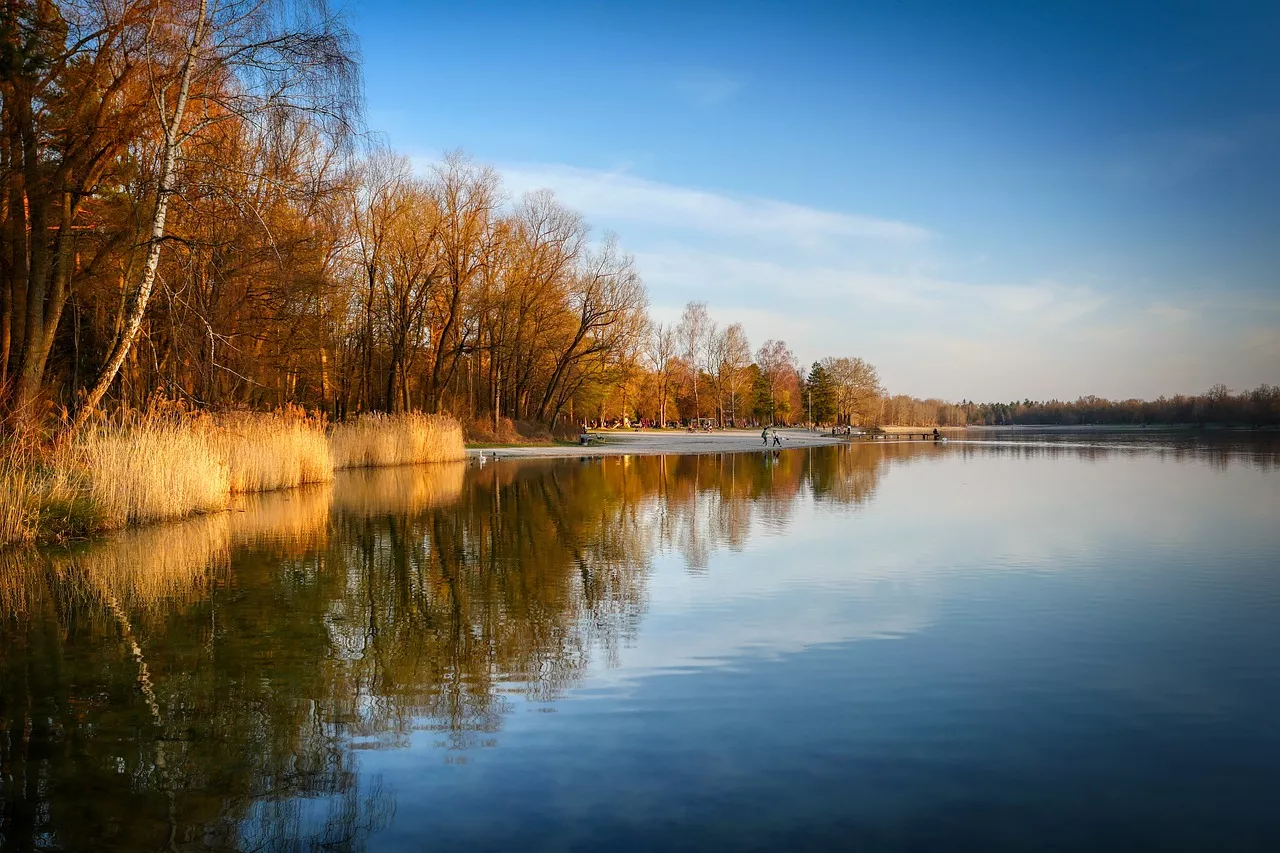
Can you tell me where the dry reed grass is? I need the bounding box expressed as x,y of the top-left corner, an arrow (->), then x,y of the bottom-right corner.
0,454 -> 38,546
330,412 -> 466,468
68,419 -> 231,528
212,411 -> 333,493
0,410 -> 466,547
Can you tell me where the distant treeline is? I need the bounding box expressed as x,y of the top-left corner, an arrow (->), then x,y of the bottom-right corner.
881,384 -> 1280,428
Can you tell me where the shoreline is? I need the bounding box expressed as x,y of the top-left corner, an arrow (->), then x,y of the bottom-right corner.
468,428 -> 852,459
465,422 -> 1280,461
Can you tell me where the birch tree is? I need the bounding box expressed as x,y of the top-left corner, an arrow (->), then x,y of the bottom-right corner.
70,0 -> 358,430
711,322 -> 751,426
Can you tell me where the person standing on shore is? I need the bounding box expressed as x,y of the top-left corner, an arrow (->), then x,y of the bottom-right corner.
762,427 -> 770,445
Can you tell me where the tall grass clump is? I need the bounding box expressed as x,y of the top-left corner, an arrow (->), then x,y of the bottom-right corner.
0,450 -> 39,546
212,410 -> 333,493
1,409 -> 467,547
330,412 -> 466,469
67,419 -> 231,529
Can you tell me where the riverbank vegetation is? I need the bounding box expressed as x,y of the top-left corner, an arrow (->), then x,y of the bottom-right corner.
0,410 -> 465,546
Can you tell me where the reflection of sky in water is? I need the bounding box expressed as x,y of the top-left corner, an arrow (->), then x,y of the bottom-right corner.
579,447 -> 1277,685
352,442 -> 1280,852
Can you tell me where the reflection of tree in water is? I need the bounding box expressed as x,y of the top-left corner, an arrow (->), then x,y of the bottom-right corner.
804,443 -> 922,506
650,444 -> 920,570
0,497 -> 387,852
0,444 -> 923,851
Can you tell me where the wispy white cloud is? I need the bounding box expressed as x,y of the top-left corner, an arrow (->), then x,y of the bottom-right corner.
499,163 -> 932,246
965,280 -> 1108,325
633,246 -> 1106,324
482,159 -> 1273,399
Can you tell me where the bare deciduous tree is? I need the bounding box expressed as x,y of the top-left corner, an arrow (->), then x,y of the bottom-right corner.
646,322 -> 678,427
676,300 -> 712,421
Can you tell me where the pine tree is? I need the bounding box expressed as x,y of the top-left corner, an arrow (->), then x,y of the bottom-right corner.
806,362 -> 837,424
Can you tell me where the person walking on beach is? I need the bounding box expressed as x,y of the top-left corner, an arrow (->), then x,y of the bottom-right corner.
772,430 -> 782,447
762,426 -> 770,445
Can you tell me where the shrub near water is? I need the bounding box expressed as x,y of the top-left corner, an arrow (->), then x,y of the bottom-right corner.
330,412 -> 466,468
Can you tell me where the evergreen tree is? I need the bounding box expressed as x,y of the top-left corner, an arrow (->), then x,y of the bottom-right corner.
805,362 -> 837,424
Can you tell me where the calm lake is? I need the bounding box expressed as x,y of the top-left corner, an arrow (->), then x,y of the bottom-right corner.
3,432 -> 1279,852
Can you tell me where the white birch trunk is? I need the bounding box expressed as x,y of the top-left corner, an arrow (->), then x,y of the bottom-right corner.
71,0 -> 208,431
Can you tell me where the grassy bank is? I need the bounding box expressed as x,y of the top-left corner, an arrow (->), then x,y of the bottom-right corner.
0,411 -> 465,547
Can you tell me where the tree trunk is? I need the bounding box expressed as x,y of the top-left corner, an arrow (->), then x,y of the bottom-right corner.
12,187 -> 74,429
0,269 -> 10,395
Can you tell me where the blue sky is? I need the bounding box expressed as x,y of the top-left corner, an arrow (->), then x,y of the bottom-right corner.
350,0 -> 1279,401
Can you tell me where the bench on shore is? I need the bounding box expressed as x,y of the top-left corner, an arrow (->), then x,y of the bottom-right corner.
578,433 -> 604,446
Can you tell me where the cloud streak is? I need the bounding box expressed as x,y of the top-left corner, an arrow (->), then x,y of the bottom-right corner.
482,159 -> 1273,399
500,163 -> 932,245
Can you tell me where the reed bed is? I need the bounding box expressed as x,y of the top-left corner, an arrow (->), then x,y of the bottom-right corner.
330,412 -> 466,468
70,419 -> 231,528
0,454 -> 38,546
0,410 -> 466,547
213,412 -> 333,493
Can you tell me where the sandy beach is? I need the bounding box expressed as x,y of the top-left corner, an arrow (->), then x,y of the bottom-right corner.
467,428 -> 848,459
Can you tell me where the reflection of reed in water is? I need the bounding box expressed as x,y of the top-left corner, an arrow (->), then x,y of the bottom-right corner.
228,481 -> 335,554
0,549 -> 51,619
331,462 -> 466,516
52,514 -> 232,616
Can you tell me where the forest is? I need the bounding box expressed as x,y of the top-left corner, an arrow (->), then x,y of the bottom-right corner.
884,385 -> 1280,429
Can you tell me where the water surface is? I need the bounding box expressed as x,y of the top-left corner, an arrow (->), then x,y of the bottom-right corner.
3,434 -> 1279,851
